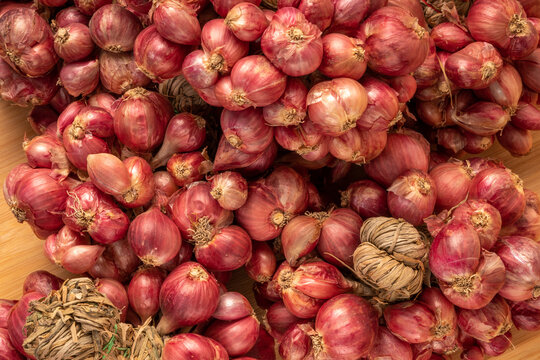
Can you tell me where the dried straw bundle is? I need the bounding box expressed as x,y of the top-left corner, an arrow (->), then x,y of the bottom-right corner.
351,217 -> 430,302
421,0 -> 472,27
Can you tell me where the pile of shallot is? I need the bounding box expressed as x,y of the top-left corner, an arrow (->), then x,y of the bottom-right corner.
1,0 -> 540,359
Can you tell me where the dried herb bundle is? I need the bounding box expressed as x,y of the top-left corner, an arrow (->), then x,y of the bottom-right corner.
351,217 -> 430,302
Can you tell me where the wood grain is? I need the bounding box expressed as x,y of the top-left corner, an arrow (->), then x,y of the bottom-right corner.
0,100 -> 539,359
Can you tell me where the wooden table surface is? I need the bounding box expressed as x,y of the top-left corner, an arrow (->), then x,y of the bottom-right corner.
0,99 -> 539,359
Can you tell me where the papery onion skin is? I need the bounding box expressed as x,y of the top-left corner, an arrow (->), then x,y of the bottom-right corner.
513,101 -> 540,130
452,199 -> 503,250
298,0 -> 334,32
430,161 -> 473,211
74,0 -> 113,15
245,241 -> 277,283
22,270 -> 62,297
28,106 -> 58,135
201,19 -> 249,74
55,6 -> 91,27
44,225 -> 90,265
515,48 -> 540,93
134,25 -> 186,82
498,122 -> 533,156
261,7 -> 323,77
0,327 -> 23,360
221,107 -> 273,154
357,76 -> 399,131
494,236 -> 540,301
474,63 -> 523,110
464,132 -> 495,154
166,151 -> 212,187
510,297 -> 540,331
451,101 -> 510,137
0,8 -> 58,77
469,167 -> 526,225
59,59 -> 100,97
319,33 -> 367,80
205,315 -> 260,357
128,267 -> 166,321
357,6 -> 429,76
263,78 -> 307,127
341,180 -> 389,219
278,321 -> 315,360
89,4 -> 142,52
467,0 -> 539,60
95,278 -> 129,322
478,331 -> 512,356
212,291 -> 253,321
225,2 -> 269,42
162,333 -> 228,360
281,214 -> 320,266
0,299 -> 17,328
209,171 -> 248,211
384,301 -> 436,344
365,130 -> 430,187
445,42 -> 504,90
157,261 -> 220,334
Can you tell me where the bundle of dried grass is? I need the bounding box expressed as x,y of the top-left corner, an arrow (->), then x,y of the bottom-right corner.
350,217 -> 430,302
421,0 -> 472,27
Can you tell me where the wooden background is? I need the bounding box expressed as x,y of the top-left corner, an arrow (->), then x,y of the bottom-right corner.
0,100 -> 539,359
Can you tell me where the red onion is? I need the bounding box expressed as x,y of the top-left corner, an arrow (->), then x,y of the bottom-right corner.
0,327 -> 23,359
416,99 -> 445,128
27,106 -> 57,135
494,236 -> 540,301
501,189 -> 540,241
0,299 -> 16,328
280,214 -> 321,266
89,4 -> 142,52
445,42 -> 503,90
266,301 -> 300,339
315,294 -> 378,359
162,333 -> 228,360
160,241 -> 194,272
430,160 -> 473,210
211,0 -> 261,17
55,6 -> 90,27
387,169 -> 436,226
467,0 -> 539,59
169,181 -> 233,240
511,297 -> 540,331
157,262 -> 220,334
151,113 -> 206,169
239,140 -> 277,177
215,55 -> 286,110
166,151 -> 212,187
365,130 -> 430,187
205,315 -> 260,357
357,6 -> 429,76
61,244 -> 104,274
153,0 -> 201,45
475,63 -> 523,111
451,199 -> 503,250
245,241 -> 276,283
478,331 -> 512,356
194,225 -> 252,271
88,238 -> 140,282
87,93 -> 116,114
461,346 -> 484,360
0,8 -> 58,77
317,208 -> 363,267
213,135 -> 262,171
213,292 -> 253,321
293,0 -> 332,32
328,0 -> 370,35
318,33 -> 367,80
515,48 -> 540,92
182,50 -> 223,90
209,171 -> 248,211
0,59 -> 58,106
4,167 -> 67,237
99,51 -> 150,95
87,154 -> 155,208
62,183 -> 129,244
434,127 -> 466,154
113,88 -> 172,152
513,101 -> 540,130
388,74 -> 417,104
225,2 -> 268,41
464,132 -> 495,154
341,180 -> 389,218
458,295 -> 512,342
384,301 -> 437,344
263,78 -> 307,127
498,122 -> 533,156
221,108 -> 273,154
95,278 -> 128,321
261,7 -> 322,76
201,19 -> 249,72
74,0 -> 112,15
274,119 -> 325,159
328,127 -> 386,163
44,225 -> 89,265
128,207 -> 182,266
22,271 -> 62,297
431,23 -> 474,52
59,59 -> 100,97
306,181 -> 324,211
357,76 -> 399,131
23,133 -> 69,178
134,25 -> 186,82
414,39 -> 440,89
7,292 -> 42,359
430,222 -> 505,309
368,326 -> 413,360
451,101 -> 510,137
306,77 -> 368,136
469,167 -> 526,225
54,23 -> 94,63
278,321 -> 315,360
